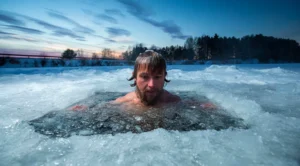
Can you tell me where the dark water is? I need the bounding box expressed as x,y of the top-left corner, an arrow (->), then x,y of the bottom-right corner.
28,92 -> 248,137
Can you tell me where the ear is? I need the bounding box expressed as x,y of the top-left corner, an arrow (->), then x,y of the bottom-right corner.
133,72 -> 136,80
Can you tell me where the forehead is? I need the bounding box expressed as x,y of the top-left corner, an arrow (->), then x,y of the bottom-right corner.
137,64 -> 165,75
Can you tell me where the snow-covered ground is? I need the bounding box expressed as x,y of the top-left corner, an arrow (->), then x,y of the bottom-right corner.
0,57 -> 261,68
0,64 -> 300,165
0,57 -> 129,68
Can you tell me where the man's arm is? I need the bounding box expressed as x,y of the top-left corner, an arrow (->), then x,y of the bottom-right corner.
200,103 -> 218,109
68,104 -> 89,112
112,92 -> 136,104
184,99 -> 218,110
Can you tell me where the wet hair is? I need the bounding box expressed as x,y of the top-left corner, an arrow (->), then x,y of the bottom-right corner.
128,50 -> 170,87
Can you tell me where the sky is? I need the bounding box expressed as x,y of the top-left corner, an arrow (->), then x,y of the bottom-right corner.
0,0 -> 299,57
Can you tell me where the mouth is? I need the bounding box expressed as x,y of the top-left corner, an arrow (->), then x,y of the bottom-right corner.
145,90 -> 157,96
146,91 -> 156,94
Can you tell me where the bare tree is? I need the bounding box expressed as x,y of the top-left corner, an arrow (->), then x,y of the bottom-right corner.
92,53 -> 99,59
101,48 -> 112,58
76,49 -> 84,57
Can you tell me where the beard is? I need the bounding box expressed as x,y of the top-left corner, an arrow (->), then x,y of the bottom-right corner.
135,87 -> 163,106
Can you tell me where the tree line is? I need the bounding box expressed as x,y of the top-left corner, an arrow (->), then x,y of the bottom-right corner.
61,48 -> 115,60
122,34 -> 300,63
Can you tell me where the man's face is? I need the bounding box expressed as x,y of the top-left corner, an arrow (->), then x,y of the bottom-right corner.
135,67 -> 165,105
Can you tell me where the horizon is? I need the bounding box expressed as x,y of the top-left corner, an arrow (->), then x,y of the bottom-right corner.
1,0 -> 300,58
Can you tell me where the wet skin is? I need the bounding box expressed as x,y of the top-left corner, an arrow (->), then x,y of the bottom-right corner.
135,67 -> 166,105
114,68 -> 181,108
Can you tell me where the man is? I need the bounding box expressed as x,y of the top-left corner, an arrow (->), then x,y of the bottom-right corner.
32,51 -> 241,136
114,50 -> 180,107
69,50 -> 215,111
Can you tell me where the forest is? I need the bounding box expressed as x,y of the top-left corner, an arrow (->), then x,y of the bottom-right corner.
122,34 -> 300,63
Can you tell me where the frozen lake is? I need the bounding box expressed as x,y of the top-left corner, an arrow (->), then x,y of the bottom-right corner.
1,64 -> 300,165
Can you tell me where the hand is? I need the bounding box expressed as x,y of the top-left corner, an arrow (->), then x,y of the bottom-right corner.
200,103 -> 217,110
68,105 -> 88,112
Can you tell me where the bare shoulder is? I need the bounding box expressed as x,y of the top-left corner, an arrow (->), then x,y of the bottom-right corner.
114,92 -> 136,103
163,90 -> 181,103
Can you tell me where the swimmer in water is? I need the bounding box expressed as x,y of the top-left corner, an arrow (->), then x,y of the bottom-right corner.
69,50 -> 216,112
31,51 -> 242,137
114,50 -> 180,108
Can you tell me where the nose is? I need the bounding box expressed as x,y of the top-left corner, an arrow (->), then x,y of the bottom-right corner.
147,78 -> 155,88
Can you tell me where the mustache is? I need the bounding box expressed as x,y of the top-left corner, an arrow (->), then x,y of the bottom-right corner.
135,87 -> 163,106
145,89 -> 158,92
144,87 -> 159,92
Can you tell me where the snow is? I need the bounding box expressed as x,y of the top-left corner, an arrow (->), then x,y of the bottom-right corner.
0,64 -> 300,165
0,57 -> 262,68
0,57 -> 129,68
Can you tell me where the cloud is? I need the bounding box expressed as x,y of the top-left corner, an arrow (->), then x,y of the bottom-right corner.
36,22 -> 86,41
0,12 -> 25,26
93,34 -> 134,44
47,10 -> 95,34
117,0 -> 152,17
117,0 -> 189,39
51,29 -> 85,41
0,30 -> 15,35
104,9 -> 125,17
0,35 -> 39,43
24,16 -> 86,41
105,39 -> 117,43
96,14 -> 118,24
82,9 -> 119,24
1,25 -> 44,34
0,10 -> 86,41
92,34 -> 119,43
110,36 -> 134,43
104,38 -> 134,44
92,34 -> 116,43
75,38 -> 86,41
106,27 -> 131,37
48,11 -> 79,25
35,20 -> 80,37
141,18 -> 190,39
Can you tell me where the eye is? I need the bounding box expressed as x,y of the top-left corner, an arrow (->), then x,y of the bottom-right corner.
154,75 -> 162,79
139,74 -> 149,80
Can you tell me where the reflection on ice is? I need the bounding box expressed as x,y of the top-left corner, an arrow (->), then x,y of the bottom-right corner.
28,92 -> 248,137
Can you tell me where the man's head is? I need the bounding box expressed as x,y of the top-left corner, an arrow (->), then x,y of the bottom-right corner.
128,50 -> 170,105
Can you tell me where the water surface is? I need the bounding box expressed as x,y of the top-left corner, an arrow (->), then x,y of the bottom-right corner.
1,64 -> 300,165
